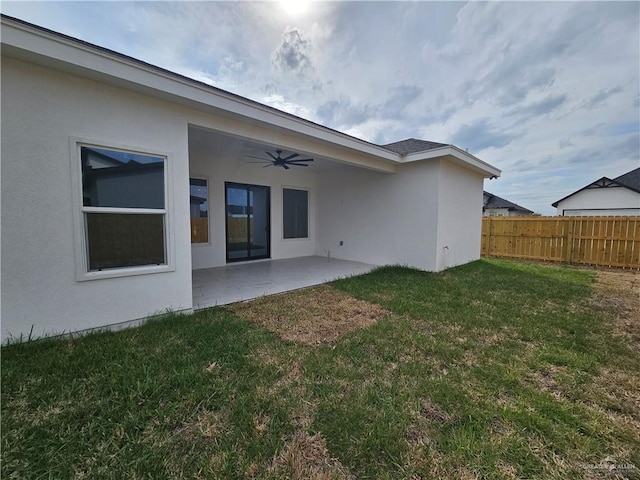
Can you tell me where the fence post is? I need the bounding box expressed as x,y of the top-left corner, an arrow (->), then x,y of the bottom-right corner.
565,218 -> 575,265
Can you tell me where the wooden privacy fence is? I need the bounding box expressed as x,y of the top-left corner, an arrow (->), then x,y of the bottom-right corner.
190,217 -> 209,244
482,216 -> 640,270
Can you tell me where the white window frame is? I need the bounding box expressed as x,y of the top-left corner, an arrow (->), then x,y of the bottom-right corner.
282,186 -> 310,241
189,174 -> 211,246
70,138 -> 175,281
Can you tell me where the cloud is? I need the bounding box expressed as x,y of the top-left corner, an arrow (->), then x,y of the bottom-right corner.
582,85 -> 624,110
558,138 -> 575,149
316,96 -> 373,128
382,85 -> 423,119
261,93 -> 315,120
272,27 -> 313,76
452,118 -> 520,152
513,94 -> 568,119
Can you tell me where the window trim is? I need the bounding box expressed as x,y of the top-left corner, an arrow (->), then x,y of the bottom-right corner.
189,174 -> 210,246
282,186 -> 310,241
70,137 -> 175,281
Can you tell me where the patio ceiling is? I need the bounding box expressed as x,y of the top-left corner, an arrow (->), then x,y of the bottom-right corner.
188,124 -> 396,174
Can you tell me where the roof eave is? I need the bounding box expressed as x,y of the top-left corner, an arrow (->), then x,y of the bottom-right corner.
403,146 -> 501,178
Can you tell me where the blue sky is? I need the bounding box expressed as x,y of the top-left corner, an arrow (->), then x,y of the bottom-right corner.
3,1 -> 639,214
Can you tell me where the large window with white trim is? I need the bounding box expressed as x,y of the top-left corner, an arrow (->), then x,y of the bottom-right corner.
80,145 -> 167,271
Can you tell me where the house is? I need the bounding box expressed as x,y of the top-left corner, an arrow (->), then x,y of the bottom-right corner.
482,191 -> 534,217
0,15 -> 500,342
552,167 -> 640,216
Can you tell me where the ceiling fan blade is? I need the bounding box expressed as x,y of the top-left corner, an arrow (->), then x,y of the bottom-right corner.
286,162 -> 309,167
283,164 -> 290,170
262,163 -> 273,168
287,158 -> 313,162
282,152 -> 300,161
266,151 -> 279,161
245,155 -> 270,160
245,160 -> 272,164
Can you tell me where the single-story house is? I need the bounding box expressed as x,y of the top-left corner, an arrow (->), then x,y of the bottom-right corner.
482,191 -> 534,217
552,167 -> 640,216
0,15 -> 500,342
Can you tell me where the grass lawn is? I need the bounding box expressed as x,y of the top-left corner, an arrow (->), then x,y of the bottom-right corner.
2,259 -> 639,479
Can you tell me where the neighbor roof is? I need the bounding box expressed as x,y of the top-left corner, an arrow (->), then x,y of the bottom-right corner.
483,191 -> 534,214
552,167 -> 640,207
614,167 -> 640,192
381,138 -> 450,155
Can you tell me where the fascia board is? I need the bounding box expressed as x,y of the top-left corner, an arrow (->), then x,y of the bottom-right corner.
403,146 -> 501,178
1,17 -> 400,169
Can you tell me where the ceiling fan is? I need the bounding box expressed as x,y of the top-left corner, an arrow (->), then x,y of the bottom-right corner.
245,149 -> 314,169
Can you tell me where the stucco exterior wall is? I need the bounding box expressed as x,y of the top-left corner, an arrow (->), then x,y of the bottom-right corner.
1,56 -> 194,341
436,162 -> 485,270
556,187 -> 640,216
189,146 -> 317,269
315,161 -> 441,271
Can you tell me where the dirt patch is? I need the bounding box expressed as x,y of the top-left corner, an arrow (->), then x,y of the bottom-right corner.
419,399 -> 452,423
528,365 -> 569,400
230,285 -> 389,345
590,269 -> 640,351
269,430 -> 353,479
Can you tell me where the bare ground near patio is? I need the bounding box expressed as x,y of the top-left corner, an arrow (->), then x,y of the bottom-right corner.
229,285 -> 389,345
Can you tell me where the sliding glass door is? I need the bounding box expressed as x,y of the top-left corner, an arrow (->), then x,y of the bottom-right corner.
225,182 -> 270,262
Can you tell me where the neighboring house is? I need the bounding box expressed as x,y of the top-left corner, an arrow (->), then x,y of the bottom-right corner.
0,16 -> 500,341
552,167 -> 640,216
482,191 -> 534,217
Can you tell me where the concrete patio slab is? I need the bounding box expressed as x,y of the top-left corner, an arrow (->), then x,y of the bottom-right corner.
192,256 -> 376,309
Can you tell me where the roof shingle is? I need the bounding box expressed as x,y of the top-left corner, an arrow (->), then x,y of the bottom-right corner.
483,191 -> 534,214
380,138 -> 449,155
614,167 -> 640,192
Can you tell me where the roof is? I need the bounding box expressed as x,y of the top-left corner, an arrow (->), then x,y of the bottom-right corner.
552,167 -> 640,207
0,14 -> 501,179
614,167 -> 640,192
381,138 -> 450,155
483,191 -> 534,214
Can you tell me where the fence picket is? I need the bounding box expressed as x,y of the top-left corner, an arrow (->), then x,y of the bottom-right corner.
481,216 -> 640,270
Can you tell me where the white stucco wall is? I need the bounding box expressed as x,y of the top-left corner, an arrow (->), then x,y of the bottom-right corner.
556,187 -> 640,216
189,147 -> 317,269
1,56 -> 194,341
315,161 -> 442,271
436,162 -> 485,270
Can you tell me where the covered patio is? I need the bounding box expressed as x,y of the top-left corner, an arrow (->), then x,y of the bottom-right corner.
192,256 -> 376,308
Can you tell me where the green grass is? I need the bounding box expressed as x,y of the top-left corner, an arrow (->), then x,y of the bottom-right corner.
2,259 -> 639,479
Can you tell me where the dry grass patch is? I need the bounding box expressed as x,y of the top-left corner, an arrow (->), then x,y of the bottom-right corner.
230,285 -> 389,345
527,364 -> 569,401
269,430 -> 353,479
590,269 -> 640,351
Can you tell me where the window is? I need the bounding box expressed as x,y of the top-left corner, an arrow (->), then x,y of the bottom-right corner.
80,145 -> 167,271
190,178 -> 209,244
283,188 -> 308,239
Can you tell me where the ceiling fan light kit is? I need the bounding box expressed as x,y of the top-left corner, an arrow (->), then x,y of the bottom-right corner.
245,149 -> 314,169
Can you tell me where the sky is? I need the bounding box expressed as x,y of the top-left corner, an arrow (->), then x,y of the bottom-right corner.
3,1 -> 639,215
